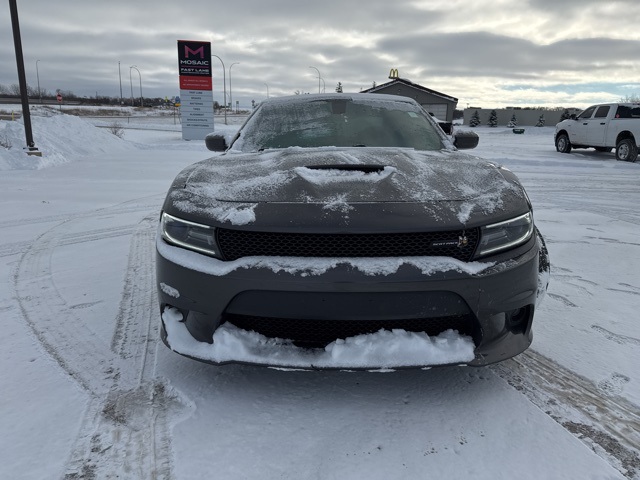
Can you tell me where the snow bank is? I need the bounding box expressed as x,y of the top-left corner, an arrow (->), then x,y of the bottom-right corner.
0,114 -> 135,170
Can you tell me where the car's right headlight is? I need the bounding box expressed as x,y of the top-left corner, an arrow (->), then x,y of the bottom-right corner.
475,212 -> 534,258
160,212 -> 221,258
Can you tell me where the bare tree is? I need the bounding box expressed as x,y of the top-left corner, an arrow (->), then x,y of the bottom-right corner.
621,94 -> 640,102
107,122 -> 125,138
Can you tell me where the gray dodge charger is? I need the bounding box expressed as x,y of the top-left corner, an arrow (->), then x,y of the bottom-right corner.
156,93 -> 549,369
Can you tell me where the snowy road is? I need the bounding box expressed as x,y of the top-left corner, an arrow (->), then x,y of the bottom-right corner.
1,119 -> 638,479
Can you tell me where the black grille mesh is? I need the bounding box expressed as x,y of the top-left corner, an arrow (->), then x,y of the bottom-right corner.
223,314 -> 475,348
217,228 -> 479,262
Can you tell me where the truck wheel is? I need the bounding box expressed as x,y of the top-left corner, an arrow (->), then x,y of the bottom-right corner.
595,147 -> 612,153
555,133 -> 572,153
615,138 -> 638,162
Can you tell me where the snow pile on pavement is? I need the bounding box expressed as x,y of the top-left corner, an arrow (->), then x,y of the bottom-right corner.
0,114 -> 135,170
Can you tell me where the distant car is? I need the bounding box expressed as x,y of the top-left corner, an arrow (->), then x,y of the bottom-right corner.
157,93 -> 549,369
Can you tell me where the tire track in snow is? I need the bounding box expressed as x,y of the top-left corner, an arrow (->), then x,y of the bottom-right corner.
0,225 -> 137,259
63,214 -> 183,480
0,240 -> 32,258
0,194 -> 162,229
14,219 -> 113,393
13,206 -> 182,479
492,350 -> 640,479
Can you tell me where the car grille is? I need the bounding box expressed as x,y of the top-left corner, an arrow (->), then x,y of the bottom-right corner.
217,228 -> 479,262
223,313 -> 476,349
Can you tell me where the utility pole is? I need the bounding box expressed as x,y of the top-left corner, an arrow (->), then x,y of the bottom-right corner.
9,0 -> 40,156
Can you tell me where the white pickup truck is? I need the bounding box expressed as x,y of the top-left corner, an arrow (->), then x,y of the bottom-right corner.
554,103 -> 640,162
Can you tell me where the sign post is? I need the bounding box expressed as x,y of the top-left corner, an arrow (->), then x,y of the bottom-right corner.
177,40 -> 214,140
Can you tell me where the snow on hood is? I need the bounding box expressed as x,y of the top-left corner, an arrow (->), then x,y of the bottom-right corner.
168,147 -> 524,225
162,307 -> 476,369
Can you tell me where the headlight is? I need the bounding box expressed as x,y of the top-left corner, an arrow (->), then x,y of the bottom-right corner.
475,212 -> 534,257
160,212 -> 221,258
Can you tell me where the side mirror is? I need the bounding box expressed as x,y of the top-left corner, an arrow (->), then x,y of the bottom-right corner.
570,114 -> 577,120
205,133 -> 228,151
453,131 -> 479,150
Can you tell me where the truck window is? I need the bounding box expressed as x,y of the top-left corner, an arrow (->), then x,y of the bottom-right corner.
615,105 -> 640,119
594,106 -> 610,118
578,106 -> 596,119
615,106 -> 631,118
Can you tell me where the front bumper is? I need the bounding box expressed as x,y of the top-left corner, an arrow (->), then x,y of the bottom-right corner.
156,234 -> 540,369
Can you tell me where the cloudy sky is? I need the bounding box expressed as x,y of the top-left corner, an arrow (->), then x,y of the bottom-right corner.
2,0 -> 639,109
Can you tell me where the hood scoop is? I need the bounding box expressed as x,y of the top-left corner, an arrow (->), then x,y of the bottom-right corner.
304,164 -> 386,174
294,164 -> 397,187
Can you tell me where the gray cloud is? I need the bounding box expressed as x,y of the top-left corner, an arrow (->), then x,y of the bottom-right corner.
2,0 -> 639,108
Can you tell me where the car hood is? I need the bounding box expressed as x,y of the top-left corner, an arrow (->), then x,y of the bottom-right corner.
166,147 -> 526,228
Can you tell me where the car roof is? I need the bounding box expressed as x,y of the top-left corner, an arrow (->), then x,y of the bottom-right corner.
260,92 -> 422,107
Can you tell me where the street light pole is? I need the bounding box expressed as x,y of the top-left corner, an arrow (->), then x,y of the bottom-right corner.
36,59 -> 41,104
129,66 -> 134,106
309,66 -> 321,94
9,0 -> 39,155
211,54 -> 227,125
130,65 -> 142,107
264,83 -> 269,98
229,62 -> 239,113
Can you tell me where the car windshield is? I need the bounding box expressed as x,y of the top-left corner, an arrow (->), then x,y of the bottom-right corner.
231,96 -> 445,152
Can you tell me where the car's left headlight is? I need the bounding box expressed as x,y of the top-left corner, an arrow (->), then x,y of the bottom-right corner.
475,212 -> 534,257
160,212 -> 221,258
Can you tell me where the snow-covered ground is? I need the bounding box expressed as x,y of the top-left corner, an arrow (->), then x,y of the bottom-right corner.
0,114 -> 638,479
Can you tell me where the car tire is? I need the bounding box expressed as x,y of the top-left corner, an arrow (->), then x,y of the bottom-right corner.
555,133 -> 572,153
594,147 -> 612,153
615,138 -> 638,162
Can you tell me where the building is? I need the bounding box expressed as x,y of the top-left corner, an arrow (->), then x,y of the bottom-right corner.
361,71 -> 458,123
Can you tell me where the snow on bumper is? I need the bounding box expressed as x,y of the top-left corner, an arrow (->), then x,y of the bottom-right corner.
162,307 -> 476,370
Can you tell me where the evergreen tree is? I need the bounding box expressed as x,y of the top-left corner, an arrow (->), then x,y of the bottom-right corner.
469,110 -> 481,127
488,109 -> 498,127
335,82 -> 343,93
559,109 -> 571,121
536,114 -> 546,127
506,114 -> 517,128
